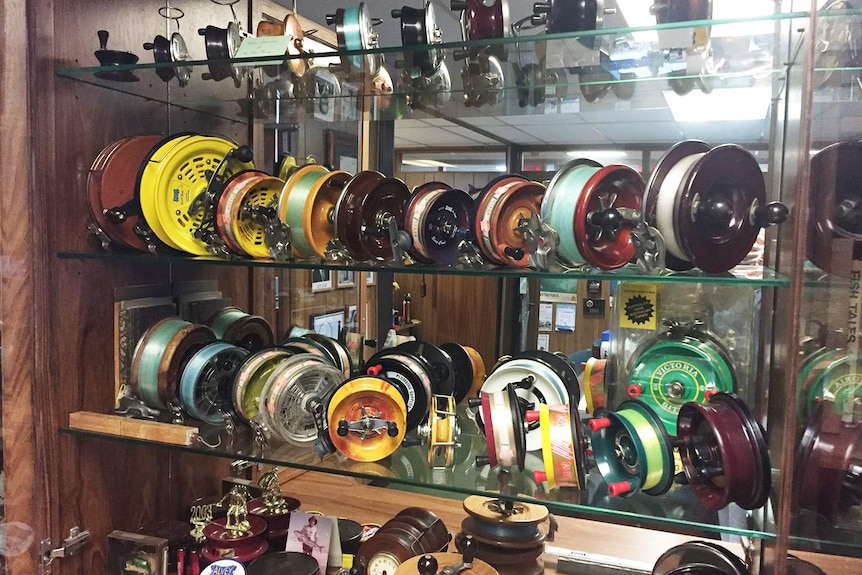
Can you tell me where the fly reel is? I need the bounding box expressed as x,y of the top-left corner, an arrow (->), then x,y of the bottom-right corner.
327,376 -> 408,462
541,159 -> 646,270
406,394 -> 460,468
475,176 -> 546,267
404,183 -> 475,265
207,306 -> 274,351
676,392 -> 771,510
645,140 -> 787,273
796,401 -> 862,523
527,400 -> 587,490
458,495 -> 548,575
625,321 -> 735,434
179,341 -> 250,425
589,400 -> 675,497
132,317 -> 217,412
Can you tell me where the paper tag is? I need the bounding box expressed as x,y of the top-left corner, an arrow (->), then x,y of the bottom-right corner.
234,35 -> 289,65
618,283 -> 658,330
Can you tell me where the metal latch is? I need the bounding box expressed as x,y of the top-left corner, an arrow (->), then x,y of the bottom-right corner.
41,527 -> 90,573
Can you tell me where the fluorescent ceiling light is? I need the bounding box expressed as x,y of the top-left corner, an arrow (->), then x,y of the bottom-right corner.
663,87 -> 771,122
566,150 -> 630,159
401,159 -> 457,168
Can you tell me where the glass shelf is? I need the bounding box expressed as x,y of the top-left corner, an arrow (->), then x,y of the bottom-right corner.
53,11 -> 810,134
59,413 -> 776,542
57,251 -> 790,287
791,510 -> 862,556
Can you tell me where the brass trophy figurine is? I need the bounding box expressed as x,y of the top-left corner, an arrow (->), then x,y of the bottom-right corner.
220,486 -> 252,537
259,468 -> 291,514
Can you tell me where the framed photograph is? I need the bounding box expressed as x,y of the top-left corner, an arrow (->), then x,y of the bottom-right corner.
326,130 -> 359,172
311,309 -> 346,339
346,304 -> 358,332
340,82 -> 359,122
365,271 -> 376,286
337,270 -> 356,288
286,512 -> 333,574
311,268 -> 333,292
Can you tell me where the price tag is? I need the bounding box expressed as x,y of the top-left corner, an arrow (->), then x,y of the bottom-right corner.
234,35 -> 289,66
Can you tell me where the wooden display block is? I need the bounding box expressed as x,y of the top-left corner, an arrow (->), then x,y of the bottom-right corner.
69,411 -> 199,445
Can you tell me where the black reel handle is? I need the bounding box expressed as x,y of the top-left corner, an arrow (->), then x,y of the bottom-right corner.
451,0 -> 468,11
588,207 -> 625,232
754,201 -> 789,228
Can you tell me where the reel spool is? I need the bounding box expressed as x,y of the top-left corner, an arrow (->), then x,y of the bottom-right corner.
216,172 -> 285,258
531,0 -> 611,50
281,336 -> 334,362
796,401 -> 862,523
645,140 -> 787,273
87,135 -> 164,252
395,551 -> 498,575
326,3 -> 382,76
808,141 -> 862,274
625,323 -> 735,435
199,19 -> 244,86
392,1 -> 444,80
207,306 -> 274,351
540,159 -> 645,270
459,495 -> 548,575
334,171 -> 411,262
397,341 -> 458,397
582,357 -> 607,414
439,343 -> 485,404
278,163 -> 330,259
409,394 -> 460,468
143,7 -> 192,85
232,348 -> 295,423
527,400 -> 587,490
652,541 -> 748,575
450,0 -> 511,60
799,351 -> 862,425
404,183 -> 475,265
258,354 -> 346,445
283,165 -> 353,259
473,385 -> 527,471
589,400 -> 675,497
357,507 -> 450,575
247,551 -> 320,575
676,392 -> 771,510
179,341 -> 250,425
214,170 -> 269,255
480,351 -> 576,452
132,317 -> 217,411
327,376 -> 408,462
461,54 -> 504,109
474,176 -> 546,267
137,134 -> 254,255
303,333 -> 354,379
364,349 -> 434,431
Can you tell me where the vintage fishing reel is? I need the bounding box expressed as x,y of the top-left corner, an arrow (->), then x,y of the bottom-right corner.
199,0 -> 246,86
475,175 -> 546,267
357,507 -> 450,575
365,348 -> 434,432
179,341 -> 250,425
394,543 -> 499,575
450,0 -> 511,60
461,54 -> 504,109
255,13 -> 308,77
143,7 -> 192,85
206,306 -> 274,351
403,183 -> 475,265
327,3 -> 383,77
471,384 -> 527,471
392,1 -> 444,80
404,394 -> 460,468
798,350 -> 862,426
439,343 -> 486,404
527,399 -> 587,490
652,540 -> 749,575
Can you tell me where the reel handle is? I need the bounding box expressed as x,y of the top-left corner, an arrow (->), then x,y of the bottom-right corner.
460,534 -> 476,563
418,555 -> 438,575
531,14 -> 547,26
504,246 -> 524,260
754,201 -> 789,228
475,455 -> 490,467
387,421 -> 400,437
98,29 -> 110,51
325,13 -> 336,25
391,8 -> 402,18
588,207 -> 625,232
467,397 -> 483,409
453,49 -> 471,61
533,2 -> 551,14
337,419 -> 349,436
450,0 -> 468,11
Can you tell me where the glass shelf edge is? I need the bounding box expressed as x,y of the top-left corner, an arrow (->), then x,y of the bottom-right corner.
59,426 -> 777,541
56,251 -> 790,287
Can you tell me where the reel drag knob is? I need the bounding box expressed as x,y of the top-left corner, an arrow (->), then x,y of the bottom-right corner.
417,555 -> 438,575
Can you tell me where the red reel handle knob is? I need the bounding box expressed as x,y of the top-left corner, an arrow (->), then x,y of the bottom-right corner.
607,480 -> 633,496
525,410 -> 540,423
534,470 -> 548,483
367,364 -> 383,376
588,417 -> 611,432
704,389 -> 717,401
627,384 -> 643,398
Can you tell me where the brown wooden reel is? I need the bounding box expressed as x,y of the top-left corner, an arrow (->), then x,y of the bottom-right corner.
394,552 -> 498,575
357,507 -> 451,575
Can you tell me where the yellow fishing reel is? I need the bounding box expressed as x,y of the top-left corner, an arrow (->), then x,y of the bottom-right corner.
217,173 -> 285,258
407,394 -> 459,468
138,134 -> 253,255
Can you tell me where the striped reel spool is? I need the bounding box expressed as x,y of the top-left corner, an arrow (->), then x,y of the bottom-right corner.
326,3 -> 382,76
336,172 -> 412,262
588,400 -> 675,497
364,349 -> 433,432
582,357 -> 607,414
137,134 -> 254,255
214,170 -> 269,255
396,341 -> 457,397
676,392 -> 771,510
645,140 -> 787,273
626,324 -> 735,435
179,341 -> 250,425
459,495 -> 547,575
404,182 -> 475,265
808,141 -> 862,274
412,394 -> 459,468
480,351 -> 577,452
281,165 -> 353,259
439,343 -> 485,404
303,333 -> 354,378
132,317 -> 216,411
475,175 -> 546,266
473,384 -> 527,471
652,541 -> 749,575
796,401 -> 862,523
216,172 -> 285,258
207,306 -> 274,352
799,351 -> 862,425
258,353 -> 346,445
87,135 -> 164,251
527,400 -> 587,490
232,348 -> 295,424
327,376 -> 408,462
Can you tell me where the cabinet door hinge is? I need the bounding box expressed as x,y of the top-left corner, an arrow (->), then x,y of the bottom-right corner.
40,526 -> 90,575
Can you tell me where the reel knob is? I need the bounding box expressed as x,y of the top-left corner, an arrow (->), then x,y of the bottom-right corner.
143,42 -> 155,50
608,480 -> 633,496
531,14 -> 547,26
349,561 -> 366,575
588,207 -> 625,233
504,246 -> 525,260
233,145 -> 254,164
326,14 -> 336,25
387,421 -> 400,437
198,28 -> 207,36
533,2 -> 551,14
450,0 -> 468,11
337,419 -> 349,437
97,29 -> 110,50
402,434 -> 423,447
755,201 -> 789,227
453,49 -> 470,61
475,455 -> 490,467
588,416 -> 612,432
460,534 -> 476,563
467,397 -> 483,409
104,207 -> 127,223
649,2 -> 668,16
417,555 -> 438,575
391,8 -> 403,18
